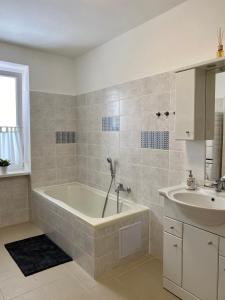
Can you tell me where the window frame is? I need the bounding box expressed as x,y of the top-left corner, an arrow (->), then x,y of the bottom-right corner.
0,61 -> 30,176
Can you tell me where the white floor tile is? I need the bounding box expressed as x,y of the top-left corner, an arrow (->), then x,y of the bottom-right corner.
0,223 -> 178,300
0,275 -> 41,300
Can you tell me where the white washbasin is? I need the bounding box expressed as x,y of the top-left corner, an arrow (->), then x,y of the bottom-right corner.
160,186 -> 225,226
171,190 -> 225,210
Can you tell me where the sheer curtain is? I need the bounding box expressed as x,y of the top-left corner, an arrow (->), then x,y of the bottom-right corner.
0,127 -> 23,168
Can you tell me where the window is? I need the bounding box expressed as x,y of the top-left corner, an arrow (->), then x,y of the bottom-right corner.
0,61 -> 30,174
0,75 -> 17,127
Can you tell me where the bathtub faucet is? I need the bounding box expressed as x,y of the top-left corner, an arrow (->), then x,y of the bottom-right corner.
115,183 -> 131,194
115,183 -> 131,214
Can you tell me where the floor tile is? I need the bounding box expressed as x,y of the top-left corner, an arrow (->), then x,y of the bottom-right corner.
0,223 -> 178,300
107,254 -> 153,277
32,263 -> 70,285
0,223 -> 42,244
0,274 -> 41,300
115,259 -> 178,300
0,265 -> 22,284
9,288 -> 46,300
87,277 -> 134,300
64,261 -> 99,289
42,275 -> 88,300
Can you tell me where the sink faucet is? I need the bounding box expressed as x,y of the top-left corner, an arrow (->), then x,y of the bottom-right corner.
213,176 -> 225,192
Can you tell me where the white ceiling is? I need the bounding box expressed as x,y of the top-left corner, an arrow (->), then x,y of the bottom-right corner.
0,0 -> 186,58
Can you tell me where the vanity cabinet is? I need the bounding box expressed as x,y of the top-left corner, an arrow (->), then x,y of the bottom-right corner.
175,68 -> 206,140
163,216 -> 225,300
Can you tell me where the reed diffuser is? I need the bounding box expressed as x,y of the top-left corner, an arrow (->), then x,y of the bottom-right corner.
217,27 -> 224,57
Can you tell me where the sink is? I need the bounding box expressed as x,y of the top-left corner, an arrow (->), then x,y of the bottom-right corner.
160,186 -> 225,226
171,190 -> 225,209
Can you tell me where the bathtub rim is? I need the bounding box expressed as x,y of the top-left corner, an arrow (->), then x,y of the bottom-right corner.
32,181 -> 149,228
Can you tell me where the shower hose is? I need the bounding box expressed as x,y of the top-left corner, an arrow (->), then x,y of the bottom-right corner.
101,176 -> 114,218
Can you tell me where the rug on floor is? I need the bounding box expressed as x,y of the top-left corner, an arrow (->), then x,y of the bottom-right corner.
5,234 -> 72,276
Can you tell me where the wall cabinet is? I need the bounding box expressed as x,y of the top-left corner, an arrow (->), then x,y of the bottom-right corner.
163,217 -> 225,300
175,68 -> 214,140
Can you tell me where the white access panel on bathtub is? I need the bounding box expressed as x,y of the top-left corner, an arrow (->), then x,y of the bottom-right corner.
119,222 -> 142,258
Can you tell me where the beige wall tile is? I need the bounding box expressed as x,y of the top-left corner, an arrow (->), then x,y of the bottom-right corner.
0,176 -> 29,228
74,72 -> 186,260
30,91 -> 77,188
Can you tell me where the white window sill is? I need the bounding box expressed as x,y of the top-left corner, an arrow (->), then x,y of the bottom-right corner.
0,169 -> 30,178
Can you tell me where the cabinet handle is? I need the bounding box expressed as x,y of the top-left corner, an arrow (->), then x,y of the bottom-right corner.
186,131 -> 190,134
208,241 -> 213,245
170,226 -> 174,230
173,244 -> 178,247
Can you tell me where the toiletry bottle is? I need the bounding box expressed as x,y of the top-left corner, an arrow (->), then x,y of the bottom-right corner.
186,170 -> 196,190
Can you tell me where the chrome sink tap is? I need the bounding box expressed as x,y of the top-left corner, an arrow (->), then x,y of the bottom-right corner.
213,176 -> 225,192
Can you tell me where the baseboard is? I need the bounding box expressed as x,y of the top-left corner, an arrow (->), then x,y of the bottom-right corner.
163,278 -> 200,300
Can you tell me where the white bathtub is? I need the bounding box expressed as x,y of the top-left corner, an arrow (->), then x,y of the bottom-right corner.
34,182 -> 148,227
32,182 -> 149,277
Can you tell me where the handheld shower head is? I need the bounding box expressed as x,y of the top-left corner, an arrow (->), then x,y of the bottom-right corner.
107,157 -> 115,178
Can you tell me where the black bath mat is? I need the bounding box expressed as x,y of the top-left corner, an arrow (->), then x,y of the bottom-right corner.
5,234 -> 72,276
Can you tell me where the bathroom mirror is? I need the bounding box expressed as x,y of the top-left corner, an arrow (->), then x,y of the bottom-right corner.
205,70 -> 225,182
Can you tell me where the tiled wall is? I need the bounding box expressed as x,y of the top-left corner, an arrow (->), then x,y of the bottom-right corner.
0,73 -> 187,254
75,72 -> 186,258
0,176 -> 29,227
206,113 -> 223,180
27,73 -> 186,258
30,92 -> 77,187
206,97 -> 224,180
0,92 -> 77,228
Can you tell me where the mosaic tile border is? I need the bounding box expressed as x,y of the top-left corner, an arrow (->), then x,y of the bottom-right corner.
141,131 -> 169,150
56,131 -> 76,144
102,116 -> 120,131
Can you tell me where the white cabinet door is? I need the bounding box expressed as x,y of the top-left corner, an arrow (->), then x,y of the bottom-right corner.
175,69 -> 195,140
175,68 -> 206,140
163,232 -> 182,286
183,224 -> 219,300
218,256 -> 225,300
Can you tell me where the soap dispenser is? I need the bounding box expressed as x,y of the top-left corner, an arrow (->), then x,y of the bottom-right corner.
186,170 -> 196,190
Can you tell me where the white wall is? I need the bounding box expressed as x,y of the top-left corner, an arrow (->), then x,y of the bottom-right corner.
3,0 -> 225,96
73,0 -> 225,94
0,42 -> 75,95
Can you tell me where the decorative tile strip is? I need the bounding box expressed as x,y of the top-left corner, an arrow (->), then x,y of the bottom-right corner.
102,116 -> 120,131
141,131 -> 169,150
56,131 -> 76,144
